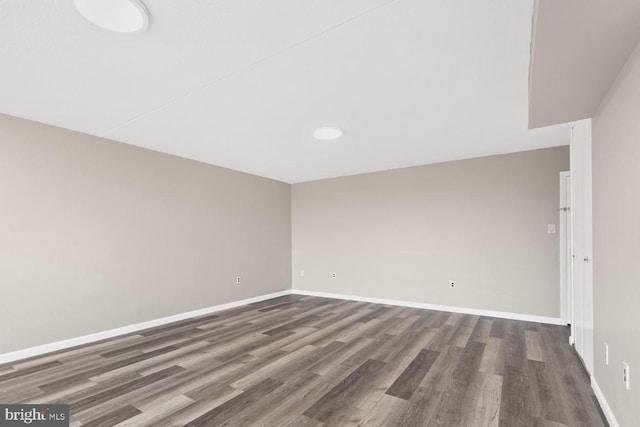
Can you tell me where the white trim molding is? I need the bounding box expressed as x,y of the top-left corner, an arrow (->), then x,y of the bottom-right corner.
1,288 -> 568,365
0,290 -> 291,365
292,289 -> 566,325
591,376 -> 620,427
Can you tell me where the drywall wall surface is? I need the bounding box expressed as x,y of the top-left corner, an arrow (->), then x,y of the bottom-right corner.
292,147 -> 568,317
592,41 -> 640,426
0,114 -> 291,353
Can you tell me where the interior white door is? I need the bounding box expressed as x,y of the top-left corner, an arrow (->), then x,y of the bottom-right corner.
559,171 -> 572,327
569,119 -> 594,374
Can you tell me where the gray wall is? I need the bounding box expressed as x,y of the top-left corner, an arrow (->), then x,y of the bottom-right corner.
0,114 -> 291,354
292,147 -> 569,317
592,41 -> 640,426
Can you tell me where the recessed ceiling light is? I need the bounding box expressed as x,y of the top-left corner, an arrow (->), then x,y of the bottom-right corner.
74,0 -> 150,34
313,127 -> 343,141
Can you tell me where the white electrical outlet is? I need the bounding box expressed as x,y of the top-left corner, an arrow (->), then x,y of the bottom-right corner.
449,281 -> 456,288
547,224 -> 557,234
623,362 -> 630,390
331,272 -> 337,279
605,343 -> 609,365
235,276 -> 241,284
300,270 -> 305,277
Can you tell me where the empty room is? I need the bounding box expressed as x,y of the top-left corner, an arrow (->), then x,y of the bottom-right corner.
0,0 -> 638,426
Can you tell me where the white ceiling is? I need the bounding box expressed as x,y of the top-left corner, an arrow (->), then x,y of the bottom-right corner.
0,0 -> 569,183
529,0 -> 640,129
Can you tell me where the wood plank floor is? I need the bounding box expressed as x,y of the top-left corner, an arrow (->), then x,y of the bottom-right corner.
0,295 -> 608,426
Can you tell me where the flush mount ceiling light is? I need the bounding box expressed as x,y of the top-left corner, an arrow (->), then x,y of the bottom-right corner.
74,0 -> 149,34
312,127 -> 343,141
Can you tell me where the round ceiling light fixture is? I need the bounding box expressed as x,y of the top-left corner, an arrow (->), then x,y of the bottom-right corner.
74,0 -> 150,34
312,127 -> 343,141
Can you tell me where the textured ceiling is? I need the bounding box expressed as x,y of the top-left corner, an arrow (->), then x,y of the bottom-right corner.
0,0 -> 569,183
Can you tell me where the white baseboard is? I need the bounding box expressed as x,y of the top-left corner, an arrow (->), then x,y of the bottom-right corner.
591,376 -> 620,427
1,287 -> 566,365
292,289 -> 566,325
0,290 -> 292,365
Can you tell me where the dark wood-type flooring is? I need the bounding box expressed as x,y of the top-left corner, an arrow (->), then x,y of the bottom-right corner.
0,295 -> 607,426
